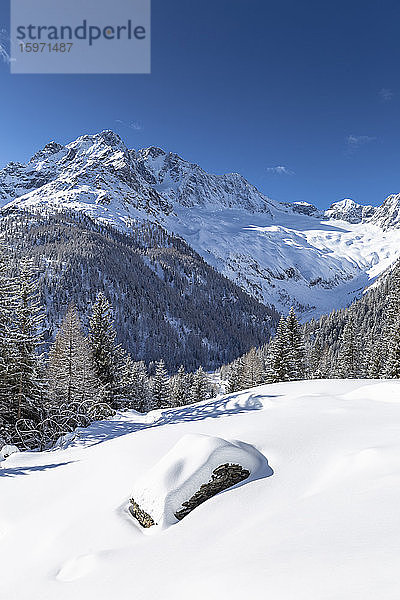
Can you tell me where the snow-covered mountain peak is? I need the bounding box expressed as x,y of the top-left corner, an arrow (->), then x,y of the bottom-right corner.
324,198 -> 376,224
3,130 -> 400,320
30,141 -> 66,163
285,201 -> 322,217
65,130 -> 130,163
134,143 -> 275,213
369,193 -> 400,229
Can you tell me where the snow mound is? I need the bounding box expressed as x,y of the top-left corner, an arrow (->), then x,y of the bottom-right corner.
130,433 -> 271,529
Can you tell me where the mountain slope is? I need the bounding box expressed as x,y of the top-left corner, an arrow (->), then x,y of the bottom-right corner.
1,379 -> 399,600
0,209 -> 278,371
2,131 -> 400,318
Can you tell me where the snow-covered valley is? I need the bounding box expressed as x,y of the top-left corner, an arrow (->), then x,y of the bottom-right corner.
1,379 -> 399,600
163,205 -> 400,317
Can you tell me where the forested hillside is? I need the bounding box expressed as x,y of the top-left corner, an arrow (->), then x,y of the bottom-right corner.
222,259 -> 400,390
0,208 -> 279,371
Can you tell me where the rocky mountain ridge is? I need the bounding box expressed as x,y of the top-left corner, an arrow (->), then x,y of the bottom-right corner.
2,130 -> 400,318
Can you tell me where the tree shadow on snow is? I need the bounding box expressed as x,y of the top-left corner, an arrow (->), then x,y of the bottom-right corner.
0,461 -> 75,478
79,392 -> 281,447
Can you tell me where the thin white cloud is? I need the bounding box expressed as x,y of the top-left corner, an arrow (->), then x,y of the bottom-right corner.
266,165 -> 294,175
0,29 -> 10,65
379,88 -> 394,101
346,135 -> 376,154
115,119 -> 144,132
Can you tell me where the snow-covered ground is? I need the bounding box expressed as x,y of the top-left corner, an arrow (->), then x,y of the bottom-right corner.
1,379 -> 400,600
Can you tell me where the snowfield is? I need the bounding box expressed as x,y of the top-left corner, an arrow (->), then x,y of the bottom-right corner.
1,379 -> 400,600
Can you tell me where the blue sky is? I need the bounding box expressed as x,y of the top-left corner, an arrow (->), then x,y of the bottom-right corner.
1,0 -> 400,208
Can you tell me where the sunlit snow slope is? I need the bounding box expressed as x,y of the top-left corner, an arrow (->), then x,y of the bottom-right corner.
1,380 -> 399,600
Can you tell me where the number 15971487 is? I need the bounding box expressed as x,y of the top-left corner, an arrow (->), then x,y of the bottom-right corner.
19,43 -> 73,53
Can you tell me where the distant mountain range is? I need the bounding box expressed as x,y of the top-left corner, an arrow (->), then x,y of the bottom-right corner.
2,129 -> 400,323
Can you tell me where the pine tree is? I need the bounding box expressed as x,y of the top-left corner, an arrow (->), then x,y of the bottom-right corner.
170,365 -> 188,407
266,316 -> 290,383
227,357 -> 248,393
286,307 -> 306,381
6,259 -> 46,447
190,366 -> 209,403
336,312 -> 358,378
384,319 -> 400,378
151,360 -> 170,409
89,292 -> 122,406
382,268 -> 400,378
120,357 -> 151,412
0,243 -> 17,441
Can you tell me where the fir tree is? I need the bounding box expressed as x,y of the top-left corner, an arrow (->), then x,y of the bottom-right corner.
6,259 -> 46,446
151,360 -> 170,409
226,357 -> 246,393
170,365 -> 188,407
336,312 -> 358,378
382,269 -> 400,378
190,366 -> 209,403
266,316 -> 290,383
120,357 -> 151,412
0,243 -> 16,441
89,292 -> 122,406
286,307 -> 306,381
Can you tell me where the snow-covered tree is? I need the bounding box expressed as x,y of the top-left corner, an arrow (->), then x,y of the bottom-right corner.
0,258 -> 46,447
336,312 -> 358,378
226,357 -> 245,393
381,269 -> 400,378
0,243 -> 16,441
47,304 -> 110,425
12,259 -> 46,419
266,316 -> 290,383
190,366 -> 210,404
151,360 -> 171,409
170,365 -> 189,407
89,292 -> 123,406
286,307 -> 306,381
120,357 -> 151,412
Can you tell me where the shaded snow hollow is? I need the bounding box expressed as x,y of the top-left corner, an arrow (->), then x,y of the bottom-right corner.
1,380 -> 400,600
130,433 -> 272,529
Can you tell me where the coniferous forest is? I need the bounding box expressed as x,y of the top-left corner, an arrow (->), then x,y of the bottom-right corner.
1,202 -> 400,451
0,240 -> 214,450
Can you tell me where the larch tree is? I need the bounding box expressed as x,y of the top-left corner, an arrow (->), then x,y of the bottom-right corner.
47,303 -> 108,426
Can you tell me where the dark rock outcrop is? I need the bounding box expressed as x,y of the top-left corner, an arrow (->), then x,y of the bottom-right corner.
129,499 -> 157,528
174,463 -> 250,521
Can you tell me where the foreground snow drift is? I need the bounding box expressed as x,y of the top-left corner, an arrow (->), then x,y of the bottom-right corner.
1,380 -> 400,600
131,433 -> 272,529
